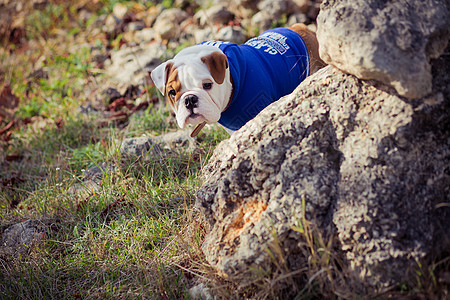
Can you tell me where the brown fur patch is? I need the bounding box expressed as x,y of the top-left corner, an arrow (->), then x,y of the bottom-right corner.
288,23 -> 326,74
201,51 -> 228,84
165,63 -> 183,107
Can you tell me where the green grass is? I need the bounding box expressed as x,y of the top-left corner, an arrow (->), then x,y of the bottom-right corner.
0,2 -> 223,298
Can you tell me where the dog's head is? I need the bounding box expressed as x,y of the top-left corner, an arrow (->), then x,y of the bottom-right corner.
151,45 -> 232,130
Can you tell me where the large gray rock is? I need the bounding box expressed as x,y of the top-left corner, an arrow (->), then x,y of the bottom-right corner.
196,47 -> 450,289
316,0 -> 450,99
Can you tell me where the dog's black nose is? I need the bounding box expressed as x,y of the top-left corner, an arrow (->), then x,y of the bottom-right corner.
185,95 -> 198,111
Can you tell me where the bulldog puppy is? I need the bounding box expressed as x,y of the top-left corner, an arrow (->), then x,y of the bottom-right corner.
151,23 -> 326,137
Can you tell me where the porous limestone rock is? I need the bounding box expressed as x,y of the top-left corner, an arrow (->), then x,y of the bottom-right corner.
196,47 -> 450,288
316,0 -> 450,99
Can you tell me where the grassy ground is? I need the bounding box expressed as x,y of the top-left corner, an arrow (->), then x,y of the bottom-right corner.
0,1 -> 228,298
1,1 -> 449,299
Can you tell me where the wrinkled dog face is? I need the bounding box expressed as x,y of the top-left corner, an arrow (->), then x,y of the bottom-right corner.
151,45 -> 232,129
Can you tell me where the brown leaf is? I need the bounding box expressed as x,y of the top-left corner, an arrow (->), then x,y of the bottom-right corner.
0,120 -> 14,135
107,111 -> 129,121
55,116 -> 64,129
130,100 -> 149,113
3,131 -> 12,142
5,153 -> 22,162
106,97 -> 126,111
100,138 -> 108,148
0,85 -> 19,118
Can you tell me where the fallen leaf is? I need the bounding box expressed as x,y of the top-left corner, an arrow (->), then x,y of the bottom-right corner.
5,153 -> 22,161
100,138 -> 108,148
130,100 -> 153,113
0,120 -> 14,135
98,111 -> 129,127
3,131 -> 12,142
106,97 -> 126,111
0,85 -> 20,118
107,111 -> 129,121
55,116 -> 64,128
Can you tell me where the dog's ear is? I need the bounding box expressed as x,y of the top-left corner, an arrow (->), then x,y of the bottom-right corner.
151,61 -> 174,95
201,52 -> 228,84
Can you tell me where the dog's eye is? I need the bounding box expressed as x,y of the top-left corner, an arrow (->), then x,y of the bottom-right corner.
202,82 -> 213,90
168,89 -> 176,99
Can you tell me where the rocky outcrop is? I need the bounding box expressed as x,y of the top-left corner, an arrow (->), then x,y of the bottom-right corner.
196,46 -> 450,288
317,0 -> 450,99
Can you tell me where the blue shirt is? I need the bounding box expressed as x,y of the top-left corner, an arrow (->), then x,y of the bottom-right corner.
201,27 -> 310,131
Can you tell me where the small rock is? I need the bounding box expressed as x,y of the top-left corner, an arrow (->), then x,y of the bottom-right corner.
127,21 -> 145,32
120,136 -> 165,158
113,3 -> 128,20
292,0 -> 311,14
195,5 -> 235,26
250,11 -> 274,35
287,12 -> 308,26
66,163 -> 115,197
215,26 -> 247,44
193,27 -> 215,44
153,8 -> 189,40
189,283 -> 214,300
257,0 -> 294,18
152,130 -> 198,153
137,5 -> 162,28
120,130 -> 198,160
307,23 -> 317,33
83,163 -> 115,182
135,28 -> 156,43
307,1 -> 321,20
106,43 -> 165,84
1,219 -> 50,254
104,14 -> 119,32
227,0 -> 259,20
78,9 -> 93,23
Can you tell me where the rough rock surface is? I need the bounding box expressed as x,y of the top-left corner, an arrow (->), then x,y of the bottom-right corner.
119,130 -> 197,160
1,219 -> 51,254
316,0 -> 450,99
196,47 -> 450,287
